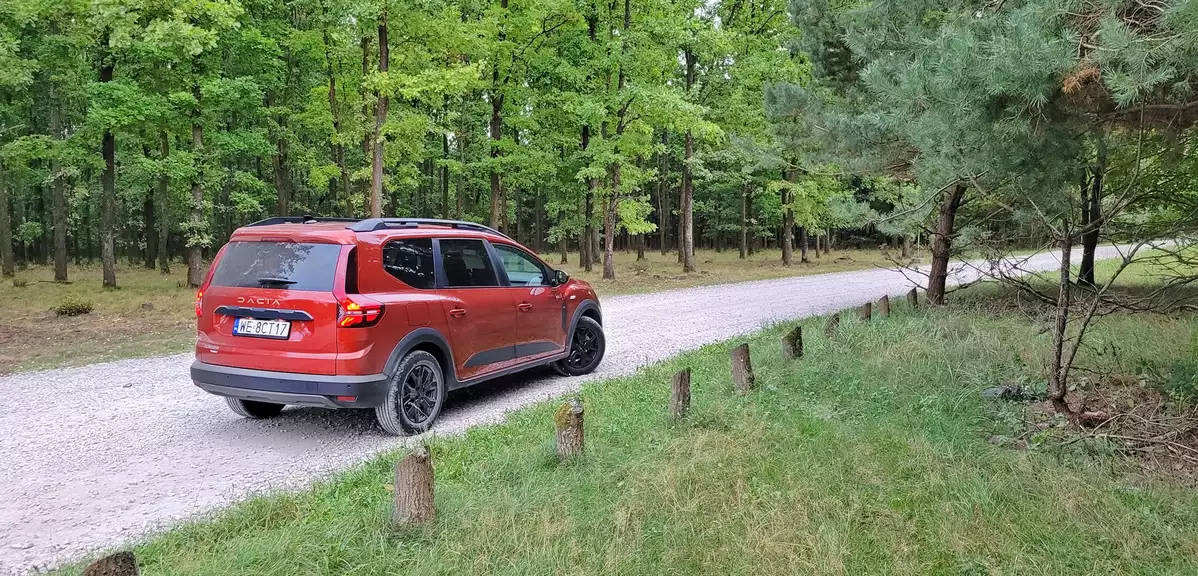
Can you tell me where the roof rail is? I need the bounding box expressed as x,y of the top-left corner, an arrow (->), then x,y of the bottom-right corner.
249,215 -> 361,227
347,218 -> 511,239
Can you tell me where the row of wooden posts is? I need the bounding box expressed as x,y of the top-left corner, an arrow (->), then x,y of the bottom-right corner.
80,288 -> 920,576
390,287 -> 920,529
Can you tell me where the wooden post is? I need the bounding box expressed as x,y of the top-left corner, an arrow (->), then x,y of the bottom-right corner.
555,399 -> 585,458
859,302 -> 872,321
392,445 -> 435,526
781,325 -> 803,360
907,287 -> 919,309
730,343 -> 755,394
824,312 -> 840,338
878,295 -> 890,318
670,368 -> 691,420
83,552 -> 138,576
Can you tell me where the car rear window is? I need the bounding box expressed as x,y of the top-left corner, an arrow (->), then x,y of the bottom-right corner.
210,241 -> 342,291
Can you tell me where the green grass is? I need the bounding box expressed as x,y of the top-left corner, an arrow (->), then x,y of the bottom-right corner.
63,288 -> 1198,575
0,263 -> 196,373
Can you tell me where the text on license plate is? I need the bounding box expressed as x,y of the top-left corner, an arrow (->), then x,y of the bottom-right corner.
233,318 -> 291,339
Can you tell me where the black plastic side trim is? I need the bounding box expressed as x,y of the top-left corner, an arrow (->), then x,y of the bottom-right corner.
214,306 -> 314,321
463,346 -> 517,368
516,341 -> 561,358
190,361 -> 387,408
383,327 -> 459,383
566,299 -> 602,349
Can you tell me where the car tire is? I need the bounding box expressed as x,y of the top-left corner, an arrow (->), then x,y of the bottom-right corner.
552,316 -> 605,376
376,350 -> 446,436
225,397 -> 285,419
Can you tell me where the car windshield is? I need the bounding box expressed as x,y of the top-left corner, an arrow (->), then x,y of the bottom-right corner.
210,242 -> 342,291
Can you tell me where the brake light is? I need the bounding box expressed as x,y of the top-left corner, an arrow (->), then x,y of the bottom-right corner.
195,290 -> 203,317
338,297 -> 384,328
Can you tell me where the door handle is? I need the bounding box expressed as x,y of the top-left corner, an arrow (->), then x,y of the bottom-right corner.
449,308 -> 467,318
517,303 -> 533,312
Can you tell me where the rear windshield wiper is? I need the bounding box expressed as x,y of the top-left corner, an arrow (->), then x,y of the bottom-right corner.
257,277 -> 298,286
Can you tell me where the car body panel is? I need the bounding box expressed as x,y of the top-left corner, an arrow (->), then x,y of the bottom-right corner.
192,218 -> 602,409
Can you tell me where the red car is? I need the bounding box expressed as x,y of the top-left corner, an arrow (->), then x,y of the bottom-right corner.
190,217 -> 605,435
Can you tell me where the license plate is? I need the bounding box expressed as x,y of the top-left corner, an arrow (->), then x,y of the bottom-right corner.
233,318 -> 291,339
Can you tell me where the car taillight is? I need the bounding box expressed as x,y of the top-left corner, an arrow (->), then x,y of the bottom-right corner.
195,290 -> 203,317
338,297 -> 383,328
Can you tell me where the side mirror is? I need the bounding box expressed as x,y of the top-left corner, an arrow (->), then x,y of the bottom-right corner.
553,269 -> 570,286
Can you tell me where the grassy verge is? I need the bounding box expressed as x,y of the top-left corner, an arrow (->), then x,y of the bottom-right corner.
67,290 -> 1198,574
0,264 -> 195,373
547,247 -> 900,295
0,248 -> 897,374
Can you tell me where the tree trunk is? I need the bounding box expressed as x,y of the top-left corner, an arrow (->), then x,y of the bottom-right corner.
1048,234 -> 1073,413
739,182 -> 748,259
782,171 -> 794,266
681,49 -> 696,273
824,228 -> 831,254
370,13 -> 389,219
441,133 -> 450,219
730,343 -> 755,394
360,35 -> 372,216
554,399 -> 585,459
859,301 -> 872,321
100,37 -> 117,288
781,325 -> 803,360
602,166 -> 617,280
392,446 -> 435,526
901,235 -> 911,258
670,368 -> 691,420
488,88 -> 503,230
1079,135 -> 1105,287
559,234 -> 568,264
323,16 -> 350,216
534,191 -> 544,253
142,180 -> 157,269
877,295 -> 890,318
581,125 -> 595,273
0,160 -> 13,277
157,131 -> 171,274
49,78 -> 68,283
186,75 -> 205,289
799,226 -> 809,263
927,183 -> 966,306
658,129 -> 669,255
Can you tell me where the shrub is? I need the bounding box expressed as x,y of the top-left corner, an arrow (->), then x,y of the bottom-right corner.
1163,361 -> 1198,405
53,295 -> 94,317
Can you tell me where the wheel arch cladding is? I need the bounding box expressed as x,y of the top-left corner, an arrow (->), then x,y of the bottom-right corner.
567,299 -> 602,348
386,328 -> 456,383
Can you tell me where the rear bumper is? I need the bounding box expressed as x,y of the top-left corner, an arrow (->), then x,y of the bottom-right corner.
190,361 -> 388,408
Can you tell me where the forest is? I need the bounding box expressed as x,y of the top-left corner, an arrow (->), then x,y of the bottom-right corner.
0,0 -> 1196,306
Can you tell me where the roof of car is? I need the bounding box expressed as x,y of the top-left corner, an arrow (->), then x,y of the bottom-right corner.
228,218 -> 512,245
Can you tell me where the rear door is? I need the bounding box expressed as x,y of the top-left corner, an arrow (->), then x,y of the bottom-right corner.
197,241 -> 346,375
435,238 -> 519,382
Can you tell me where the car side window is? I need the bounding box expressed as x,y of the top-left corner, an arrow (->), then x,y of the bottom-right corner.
439,239 -> 499,287
493,244 -> 549,287
382,238 -> 435,289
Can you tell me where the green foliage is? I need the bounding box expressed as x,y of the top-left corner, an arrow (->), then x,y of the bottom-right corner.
53,294 -> 94,316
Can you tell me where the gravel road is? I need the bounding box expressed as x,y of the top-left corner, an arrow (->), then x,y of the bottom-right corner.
0,247 -> 1125,573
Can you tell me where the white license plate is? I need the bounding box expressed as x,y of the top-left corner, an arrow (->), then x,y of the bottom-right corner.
233,318 -> 291,339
